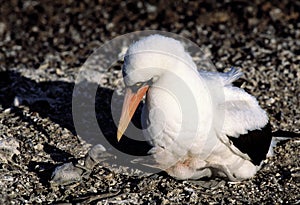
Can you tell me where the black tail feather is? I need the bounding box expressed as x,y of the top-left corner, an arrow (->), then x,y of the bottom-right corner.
228,123 -> 273,166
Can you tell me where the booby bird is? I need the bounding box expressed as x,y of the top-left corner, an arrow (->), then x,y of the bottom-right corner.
117,35 -> 272,181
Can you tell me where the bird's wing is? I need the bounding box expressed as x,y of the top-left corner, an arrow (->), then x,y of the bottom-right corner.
199,68 -> 268,137
204,69 -> 271,165
219,86 -> 272,165
219,86 -> 269,137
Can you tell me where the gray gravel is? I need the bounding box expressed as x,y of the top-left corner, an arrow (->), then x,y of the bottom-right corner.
0,0 -> 299,204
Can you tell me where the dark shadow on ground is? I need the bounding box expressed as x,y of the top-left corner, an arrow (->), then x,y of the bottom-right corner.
0,70 -> 154,176
27,161 -> 58,186
0,70 -> 151,154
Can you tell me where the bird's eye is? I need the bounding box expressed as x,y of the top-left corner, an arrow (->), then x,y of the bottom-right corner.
129,82 -> 144,93
135,82 -> 142,87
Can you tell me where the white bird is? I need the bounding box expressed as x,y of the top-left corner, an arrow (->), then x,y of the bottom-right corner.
117,34 -> 272,181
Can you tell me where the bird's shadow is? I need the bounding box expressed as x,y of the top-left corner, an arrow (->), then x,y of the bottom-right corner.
0,70 -> 152,146
0,70 -> 154,184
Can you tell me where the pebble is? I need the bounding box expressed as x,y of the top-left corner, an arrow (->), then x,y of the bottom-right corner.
0,137 -> 20,163
50,162 -> 83,186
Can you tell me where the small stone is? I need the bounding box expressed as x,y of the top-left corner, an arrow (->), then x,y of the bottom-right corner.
0,22 -> 6,35
84,144 -> 111,170
266,98 -> 275,105
50,162 -> 83,185
33,144 -> 44,151
55,68 -> 64,76
13,96 -> 21,107
0,137 -> 20,163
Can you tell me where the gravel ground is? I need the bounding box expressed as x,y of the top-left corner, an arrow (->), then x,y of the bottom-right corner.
0,0 -> 299,204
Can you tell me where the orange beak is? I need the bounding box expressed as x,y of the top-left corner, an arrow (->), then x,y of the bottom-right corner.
117,85 -> 149,142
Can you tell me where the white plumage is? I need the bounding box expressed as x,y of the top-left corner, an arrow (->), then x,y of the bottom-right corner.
118,34 -> 271,181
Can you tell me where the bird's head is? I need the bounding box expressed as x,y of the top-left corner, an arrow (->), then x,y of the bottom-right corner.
122,34 -> 192,85
117,34 -> 193,141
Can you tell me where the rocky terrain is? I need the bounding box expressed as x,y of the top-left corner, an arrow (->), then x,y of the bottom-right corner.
0,0 -> 299,204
